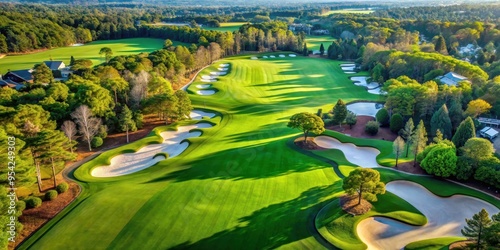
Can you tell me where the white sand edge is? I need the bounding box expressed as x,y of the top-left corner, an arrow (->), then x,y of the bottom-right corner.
196,90 -> 216,95
314,136 -> 381,168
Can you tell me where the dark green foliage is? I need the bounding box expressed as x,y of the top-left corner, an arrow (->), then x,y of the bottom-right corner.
345,111 -> 357,129
45,190 -> 58,201
434,35 -> 448,54
375,108 -> 389,127
430,104 -> 452,139
332,99 -> 347,127
456,157 -> 475,180
33,63 -> 54,84
411,120 -> 428,167
461,138 -> 494,165
319,43 -> 325,56
371,63 -> 386,83
56,182 -> 69,194
365,121 -> 380,135
462,209 -> 492,248
423,69 -> 444,82
419,141 -> 457,177
119,105 -> 137,143
287,112 -> 325,141
448,99 -> 464,130
91,136 -> 103,148
342,168 -> 386,205
389,113 -> 404,133
316,108 -> 323,117
452,117 -> 475,149
25,196 -> 42,208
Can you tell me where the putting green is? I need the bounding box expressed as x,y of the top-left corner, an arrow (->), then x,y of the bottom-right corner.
0,38 -> 172,73
20,54 -> 497,250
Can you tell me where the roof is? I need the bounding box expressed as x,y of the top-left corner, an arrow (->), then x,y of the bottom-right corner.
444,72 -> 468,82
0,79 -> 23,90
481,127 -> 499,137
44,61 -> 65,70
7,69 -> 33,81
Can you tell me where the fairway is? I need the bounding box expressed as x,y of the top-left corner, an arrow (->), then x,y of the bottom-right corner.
321,9 -> 374,15
305,35 -> 335,52
202,22 -> 247,32
0,38 -> 170,73
20,55 -> 499,250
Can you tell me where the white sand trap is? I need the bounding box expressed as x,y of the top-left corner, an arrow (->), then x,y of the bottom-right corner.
347,102 -> 382,117
210,71 -> 227,76
263,56 -> 269,58
189,110 -> 216,120
340,63 -> 355,67
251,56 -> 258,60
344,71 -> 356,74
314,136 -> 381,168
196,84 -> 211,89
218,67 -> 228,71
342,66 -> 356,71
289,54 -> 297,57
196,90 -> 216,95
357,181 -> 500,250
71,43 -> 84,46
368,87 -> 384,95
366,82 -> 380,89
201,79 -> 217,83
351,76 -> 369,87
270,55 -> 276,58
91,122 -> 213,177
201,75 -> 215,80
219,63 -> 229,67
279,54 -> 286,58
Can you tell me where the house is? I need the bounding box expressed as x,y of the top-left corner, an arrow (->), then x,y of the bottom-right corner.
480,127 -> 499,140
312,29 -> 330,35
436,72 -> 469,86
3,69 -> 33,83
0,79 -> 23,90
44,61 -> 66,70
44,61 -> 72,78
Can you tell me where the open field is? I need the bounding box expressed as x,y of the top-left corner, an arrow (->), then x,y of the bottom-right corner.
305,35 -> 335,52
0,38 -> 173,73
20,55 -> 499,250
321,9 -> 375,16
202,22 -> 247,32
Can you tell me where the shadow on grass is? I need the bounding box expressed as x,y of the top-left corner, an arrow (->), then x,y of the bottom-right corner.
168,182 -> 341,250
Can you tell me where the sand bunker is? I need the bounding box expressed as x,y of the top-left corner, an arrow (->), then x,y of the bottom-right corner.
196,84 -> 211,89
189,110 -> 216,120
357,181 -> 500,250
71,43 -> 84,46
340,63 -> 355,67
196,90 -> 216,95
210,71 -> 227,76
219,63 -> 229,67
341,66 -> 355,71
314,136 -> 381,168
344,72 -> 356,74
351,76 -> 369,87
346,102 -> 382,117
270,55 -> 276,58
279,54 -> 286,58
251,56 -> 258,60
218,67 -> 228,71
91,122 -> 213,177
289,54 -> 297,57
368,87 -> 384,95
201,75 -> 216,80
263,56 -> 269,58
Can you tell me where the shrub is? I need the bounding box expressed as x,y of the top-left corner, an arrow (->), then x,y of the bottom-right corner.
25,196 -> 42,208
97,125 -> 108,139
91,136 -> 103,148
322,113 -> 333,120
375,108 -> 389,127
316,108 -> 323,117
365,121 -> 380,135
390,113 -> 404,133
56,182 -> 69,193
323,119 -> 333,126
45,190 -> 58,201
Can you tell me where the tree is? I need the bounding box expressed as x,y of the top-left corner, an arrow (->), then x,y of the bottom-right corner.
462,209 -> 493,250
71,105 -> 101,151
390,113 -> 404,133
393,136 -> 405,168
33,63 -> 54,84
70,55 -> 75,66
61,120 -> 78,153
164,39 -> 173,49
452,117 -> 476,149
332,99 -> 347,128
73,81 -> 115,117
99,47 -> 113,63
345,111 -> 357,129
449,98 -> 463,131
376,108 -> 390,127
411,120 -> 427,167
342,168 -> 386,205
434,35 -> 448,54
400,118 -> 415,157
430,104 -> 452,139
287,112 -> 325,142
371,63 -> 385,83
319,43 -> 325,56
365,121 -> 380,135
419,141 -> 457,177
461,138 -> 495,166
466,99 -> 492,118
175,90 -> 192,120
303,42 -> 308,56
119,105 -> 136,143
40,130 -> 76,187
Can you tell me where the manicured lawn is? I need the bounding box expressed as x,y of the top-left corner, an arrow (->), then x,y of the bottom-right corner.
305,35 -> 335,52
0,38 -> 170,73
404,237 -> 465,250
321,9 -> 375,16
20,54 -> 499,250
202,22 -> 247,32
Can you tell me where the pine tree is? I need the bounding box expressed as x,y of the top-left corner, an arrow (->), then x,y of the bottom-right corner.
449,98 -> 463,131
119,105 -> 137,143
70,56 -> 75,66
175,90 -> 193,120
400,118 -> 415,157
434,35 -> 448,54
33,63 -> 54,84
40,130 -> 76,188
319,43 -> 325,56
431,104 -> 452,139
452,117 -> 476,149
393,136 -> 405,168
332,99 -> 347,128
303,42 -> 308,56
462,209 -> 493,250
411,120 -> 427,167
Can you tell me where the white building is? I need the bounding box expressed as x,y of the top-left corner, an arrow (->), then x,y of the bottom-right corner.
436,72 -> 469,86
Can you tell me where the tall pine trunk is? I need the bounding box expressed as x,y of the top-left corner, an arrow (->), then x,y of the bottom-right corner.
35,162 -> 42,192
51,157 -> 57,188
126,125 -> 129,143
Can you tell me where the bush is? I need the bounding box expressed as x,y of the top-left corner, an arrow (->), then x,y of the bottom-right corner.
91,136 -> 103,148
25,196 -> 42,208
45,190 -> 58,201
375,108 -> 389,127
322,113 -> 333,120
323,119 -> 333,126
56,182 -> 69,193
365,121 -> 380,135
97,125 -> 108,139
390,113 -> 404,133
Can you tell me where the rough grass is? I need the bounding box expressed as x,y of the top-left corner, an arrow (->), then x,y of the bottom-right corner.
0,38 -> 171,73
321,9 -> 375,16
404,237 -> 465,250
202,22 -> 247,32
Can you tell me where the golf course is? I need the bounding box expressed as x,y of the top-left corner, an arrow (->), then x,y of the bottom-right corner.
0,38 -> 169,73
19,54 -> 500,249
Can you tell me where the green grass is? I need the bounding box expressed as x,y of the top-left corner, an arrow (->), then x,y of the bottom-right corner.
202,22 -> 247,32
404,237 -> 465,250
321,9 -> 375,16
0,38 -> 171,73
20,54 -> 499,249
305,35 -> 335,52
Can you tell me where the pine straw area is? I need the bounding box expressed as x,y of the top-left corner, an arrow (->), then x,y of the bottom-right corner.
340,195 -> 372,216
294,136 -> 322,150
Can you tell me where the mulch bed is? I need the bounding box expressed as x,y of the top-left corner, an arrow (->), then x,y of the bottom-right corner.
340,195 -> 372,216
294,137 -> 322,150
326,116 -> 398,141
